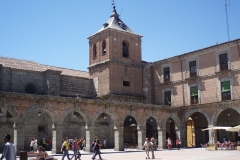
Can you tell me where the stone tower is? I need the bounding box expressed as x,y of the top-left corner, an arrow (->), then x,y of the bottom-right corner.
88,5 -> 144,102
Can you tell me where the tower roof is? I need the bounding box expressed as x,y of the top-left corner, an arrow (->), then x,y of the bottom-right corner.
93,6 -> 141,36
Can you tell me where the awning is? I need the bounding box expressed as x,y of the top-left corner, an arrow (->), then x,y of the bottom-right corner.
201,126 -> 231,131
226,125 -> 240,132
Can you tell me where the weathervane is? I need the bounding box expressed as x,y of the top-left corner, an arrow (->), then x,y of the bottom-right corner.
112,0 -> 115,6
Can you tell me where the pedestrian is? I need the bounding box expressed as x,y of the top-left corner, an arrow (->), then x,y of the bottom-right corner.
167,137 -> 172,151
48,137 -> 52,150
61,137 -> 70,160
143,138 -> 151,159
103,138 -> 107,148
0,134 -> 16,160
70,137 -> 79,160
91,139 -> 103,160
33,137 -> 38,152
91,136 -> 98,151
176,138 -> 181,150
42,138 -> 46,149
30,138 -> 34,152
150,138 -> 155,159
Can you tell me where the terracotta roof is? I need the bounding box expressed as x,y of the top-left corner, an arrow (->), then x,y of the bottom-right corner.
0,56 -> 89,78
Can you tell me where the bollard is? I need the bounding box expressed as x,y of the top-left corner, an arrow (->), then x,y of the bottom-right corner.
19,151 -> 28,160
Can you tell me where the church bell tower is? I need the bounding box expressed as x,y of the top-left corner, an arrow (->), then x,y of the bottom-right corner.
88,5 -> 144,102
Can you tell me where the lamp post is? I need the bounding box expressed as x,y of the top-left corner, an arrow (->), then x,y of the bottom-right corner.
0,108 -> 2,117
38,111 -> 41,117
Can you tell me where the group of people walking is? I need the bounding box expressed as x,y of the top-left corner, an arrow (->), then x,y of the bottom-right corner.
167,137 -> 181,151
61,137 -> 84,160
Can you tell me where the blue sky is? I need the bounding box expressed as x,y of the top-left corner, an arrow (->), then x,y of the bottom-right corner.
1,0 -> 240,72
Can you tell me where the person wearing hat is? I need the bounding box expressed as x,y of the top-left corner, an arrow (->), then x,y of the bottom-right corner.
0,134 -> 16,160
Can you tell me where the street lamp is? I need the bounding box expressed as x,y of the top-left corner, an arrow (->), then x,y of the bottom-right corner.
38,111 -> 41,117
227,112 -> 230,116
0,108 -> 2,117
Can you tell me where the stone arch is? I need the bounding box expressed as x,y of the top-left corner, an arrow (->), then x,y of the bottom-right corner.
60,106 -> 91,126
145,114 -> 162,128
0,103 -> 21,123
92,108 -> 119,126
211,105 -> 240,125
162,113 -> 181,129
184,108 -> 210,125
22,104 -> 59,123
122,111 -> 141,127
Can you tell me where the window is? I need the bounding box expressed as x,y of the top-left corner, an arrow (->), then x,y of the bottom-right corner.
219,53 -> 228,71
93,44 -> 97,59
102,40 -> 106,55
189,61 -> 197,77
221,81 -> 231,101
123,81 -> 130,87
164,91 -> 171,106
164,67 -> 170,82
25,84 -> 36,94
190,87 -> 198,105
122,41 -> 129,57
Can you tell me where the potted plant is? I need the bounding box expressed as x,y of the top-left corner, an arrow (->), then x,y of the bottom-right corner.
207,143 -> 217,151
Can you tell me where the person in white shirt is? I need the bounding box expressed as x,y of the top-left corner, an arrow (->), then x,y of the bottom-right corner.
143,138 -> 152,159
167,137 -> 172,151
103,138 -> 107,148
0,134 -> 16,160
30,138 -> 35,152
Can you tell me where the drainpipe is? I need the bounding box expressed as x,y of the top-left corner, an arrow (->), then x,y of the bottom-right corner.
236,39 -> 240,58
179,56 -> 185,106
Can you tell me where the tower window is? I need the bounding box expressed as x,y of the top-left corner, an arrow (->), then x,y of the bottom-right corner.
25,84 -> 37,94
102,40 -> 106,55
93,44 -> 97,59
123,81 -> 130,87
122,41 -> 129,58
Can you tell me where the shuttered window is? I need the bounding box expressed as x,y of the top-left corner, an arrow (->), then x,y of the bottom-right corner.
221,81 -> 231,101
190,87 -> 198,105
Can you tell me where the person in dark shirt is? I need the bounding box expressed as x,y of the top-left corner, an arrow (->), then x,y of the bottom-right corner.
91,139 -> 103,160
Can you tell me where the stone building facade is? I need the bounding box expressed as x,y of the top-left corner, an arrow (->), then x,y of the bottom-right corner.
0,5 -> 240,153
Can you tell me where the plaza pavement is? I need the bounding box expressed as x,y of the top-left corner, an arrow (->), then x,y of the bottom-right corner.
1,147 -> 240,160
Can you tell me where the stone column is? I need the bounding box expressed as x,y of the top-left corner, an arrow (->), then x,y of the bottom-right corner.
85,125 -> 95,152
157,129 -> 166,149
114,126 -> 124,151
208,125 -> 217,144
52,124 -> 63,154
137,126 -> 146,149
13,123 -> 24,153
